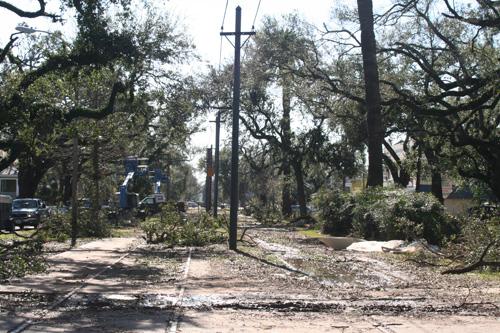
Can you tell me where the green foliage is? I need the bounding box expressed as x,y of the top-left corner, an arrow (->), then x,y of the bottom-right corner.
313,188 -> 354,236
77,210 -> 112,238
41,210 -> 111,241
141,203 -> 183,244
315,187 -> 458,245
180,213 -> 227,246
449,205 -> 499,270
244,197 -> 283,225
140,203 -> 227,246
0,239 -> 46,280
351,188 -> 457,245
40,211 -> 72,242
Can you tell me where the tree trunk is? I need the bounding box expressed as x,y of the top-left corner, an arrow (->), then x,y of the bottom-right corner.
431,170 -> 444,204
383,154 -> 406,187
281,81 -> 293,217
71,135 -> 79,247
423,147 -> 444,203
357,0 -> 384,187
58,161 -> 73,205
62,174 -> 72,205
382,140 -> 410,187
90,139 -> 101,223
292,158 -> 308,218
489,158 -> 500,200
18,156 -> 51,198
415,146 -> 422,192
282,161 -> 292,216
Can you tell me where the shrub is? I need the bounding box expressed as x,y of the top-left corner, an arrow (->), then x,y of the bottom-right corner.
352,187 -> 457,245
40,211 -> 72,242
446,205 -> 499,271
0,238 -> 46,280
245,197 -> 283,225
140,204 -> 227,246
180,213 -> 227,246
313,188 -> 354,236
140,203 -> 183,244
41,209 -> 112,241
78,210 -> 112,238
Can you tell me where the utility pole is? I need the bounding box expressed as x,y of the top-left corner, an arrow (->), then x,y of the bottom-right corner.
221,6 -> 255,250
209,107 -> 229,217
211,112 -> 221,217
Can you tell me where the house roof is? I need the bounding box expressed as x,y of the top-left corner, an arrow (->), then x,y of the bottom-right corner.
0,166 -> 18,177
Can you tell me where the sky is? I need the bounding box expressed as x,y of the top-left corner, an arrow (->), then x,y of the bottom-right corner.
166,0 -> 338,165
0,0 -> 378,180
0,0 -> 337,66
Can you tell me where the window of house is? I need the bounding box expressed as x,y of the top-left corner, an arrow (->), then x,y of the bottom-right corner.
0,179 -> 17,193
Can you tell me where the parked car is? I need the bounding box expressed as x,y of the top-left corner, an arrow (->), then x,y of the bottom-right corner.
9,198 -> 49,229
136,195 -> 162,219
186,201 -> 198,208
291,204 -> 312,215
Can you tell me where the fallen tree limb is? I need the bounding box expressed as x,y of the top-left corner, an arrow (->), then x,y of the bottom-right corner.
405,257 -> 450,267
442,241 -> 499,274
239,227 -> 249,241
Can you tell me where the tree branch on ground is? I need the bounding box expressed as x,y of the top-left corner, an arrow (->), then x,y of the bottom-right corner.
442,241 -> 500,274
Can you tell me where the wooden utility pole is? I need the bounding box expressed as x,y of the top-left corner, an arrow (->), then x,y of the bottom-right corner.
212,112 -> 221,217
209,108 -> 229,217
221,6 -> 255,250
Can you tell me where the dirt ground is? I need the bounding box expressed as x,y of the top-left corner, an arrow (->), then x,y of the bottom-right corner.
0,224 -> 498,332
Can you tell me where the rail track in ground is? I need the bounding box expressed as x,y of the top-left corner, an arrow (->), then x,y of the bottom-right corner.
0,225 -> 498,332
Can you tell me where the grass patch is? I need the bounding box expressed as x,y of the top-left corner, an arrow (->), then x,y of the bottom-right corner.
111,226 -> 140,238
0,230 -> 36,241
297,229 -> 323,238
474,270 -> 500,281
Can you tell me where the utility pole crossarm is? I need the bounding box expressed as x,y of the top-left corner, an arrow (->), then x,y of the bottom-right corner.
220,32 -> 256,36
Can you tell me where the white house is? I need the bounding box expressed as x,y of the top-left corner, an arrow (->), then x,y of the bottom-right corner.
0,165 -> 18,199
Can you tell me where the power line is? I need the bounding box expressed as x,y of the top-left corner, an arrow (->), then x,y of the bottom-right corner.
251,0 -> 262,30
221,0 -> 229,30
218,35 -> 223,71
219,0 -> 230,71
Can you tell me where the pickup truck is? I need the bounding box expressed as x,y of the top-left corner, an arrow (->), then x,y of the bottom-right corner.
9,198 -> 49,229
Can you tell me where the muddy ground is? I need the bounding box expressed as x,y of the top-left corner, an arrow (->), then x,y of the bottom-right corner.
0,223 -> 498,332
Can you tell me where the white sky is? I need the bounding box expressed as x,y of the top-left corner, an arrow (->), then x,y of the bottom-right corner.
0,0 -> 389,179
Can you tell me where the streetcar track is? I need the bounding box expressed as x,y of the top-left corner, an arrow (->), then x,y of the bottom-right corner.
248,233 -> 415,333
7,244 -> 139,333
166,247 -> 192,333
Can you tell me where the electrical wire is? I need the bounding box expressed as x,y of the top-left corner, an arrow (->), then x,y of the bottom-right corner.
219,0 -> 230,71
218,35 -> 223,71
221,0 -> 229,30
251,0 -> 262,30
